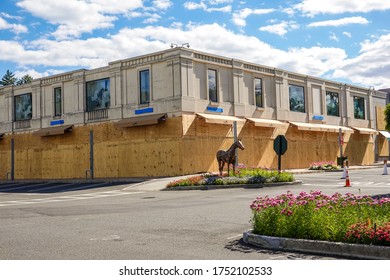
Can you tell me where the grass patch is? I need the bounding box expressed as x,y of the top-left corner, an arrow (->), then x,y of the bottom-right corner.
250,191 -> 390,246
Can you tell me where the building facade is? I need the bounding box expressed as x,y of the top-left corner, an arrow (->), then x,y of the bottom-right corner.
0,47 -> 388,179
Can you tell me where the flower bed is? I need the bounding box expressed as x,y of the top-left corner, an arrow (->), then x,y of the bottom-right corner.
166,168 -> 294,188
250,191 -> 390,246
309,161 -> 339,170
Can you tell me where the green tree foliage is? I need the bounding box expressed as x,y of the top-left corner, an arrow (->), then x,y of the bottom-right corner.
0,70 -> 17,86
16,74 -> 33,85
0,70 -> 33,86
384,103 -> 390,131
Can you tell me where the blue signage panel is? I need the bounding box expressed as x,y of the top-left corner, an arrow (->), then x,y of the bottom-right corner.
135,107 -> 154,115
50,120 -> 64,126
312,115 -> 324,121
207,106 -> 223,113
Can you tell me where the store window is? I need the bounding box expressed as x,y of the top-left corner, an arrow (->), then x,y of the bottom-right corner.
140,69 -> 150,104
326,91 -> 339,117
353,96 -> 365,119
14,93 -> 32,121
86,78 -> 110,111
208,69 -> 218,102
54,87 -> 62,117
289,85 -> 305,113
254,78 -> 263,107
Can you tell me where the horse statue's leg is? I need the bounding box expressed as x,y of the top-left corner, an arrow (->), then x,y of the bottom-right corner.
218,160 -> 224,176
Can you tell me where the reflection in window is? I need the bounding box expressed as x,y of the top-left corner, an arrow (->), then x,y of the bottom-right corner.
140,70 -> 150,104
86,78 -> 110,111
289,85 -> 305,113
14,93 -> 32,121
208,69 -> 218,102
326,91 -> 339,117
354,96 -> 365,119
255,78 -> 263,107
54,87 -> 62,117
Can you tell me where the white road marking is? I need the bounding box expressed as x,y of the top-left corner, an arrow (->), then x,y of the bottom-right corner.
0,190 -> 144,207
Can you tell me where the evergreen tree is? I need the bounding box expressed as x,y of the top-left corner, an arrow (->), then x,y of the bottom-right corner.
16,74 -> 33,85
0,70 -> 17,86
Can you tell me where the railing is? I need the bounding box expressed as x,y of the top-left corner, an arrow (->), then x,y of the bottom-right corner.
87,108 -> 108,121
14,120 -> 31,130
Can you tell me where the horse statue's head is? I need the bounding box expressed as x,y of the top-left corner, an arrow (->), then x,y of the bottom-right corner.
236,139 -> 245,150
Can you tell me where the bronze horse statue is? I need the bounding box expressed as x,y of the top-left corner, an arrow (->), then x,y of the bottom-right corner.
216,139 -> 245,176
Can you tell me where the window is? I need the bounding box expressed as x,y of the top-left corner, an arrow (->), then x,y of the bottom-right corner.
326,91 -> 339,117
140,69 -> 150,104
289,85 -> 305,113
54,87 -> 62,117
86,78 -> 110,111
14,93 -> 32,121
254,78 -> 263,107
353,96 -> 365,119
208,69 -> 218,102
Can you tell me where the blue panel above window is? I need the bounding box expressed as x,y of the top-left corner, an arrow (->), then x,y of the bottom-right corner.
207,106 -> 223,113
135,107 -> 154,115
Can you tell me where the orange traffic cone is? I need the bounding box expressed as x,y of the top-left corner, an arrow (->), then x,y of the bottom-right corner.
344,169 -> 351,187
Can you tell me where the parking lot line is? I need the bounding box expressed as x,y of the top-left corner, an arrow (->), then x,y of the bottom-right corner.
0,191 -> 144,207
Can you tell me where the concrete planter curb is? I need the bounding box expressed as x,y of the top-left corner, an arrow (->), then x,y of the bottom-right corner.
243,231 -> 390,260
162,180 -> 302,191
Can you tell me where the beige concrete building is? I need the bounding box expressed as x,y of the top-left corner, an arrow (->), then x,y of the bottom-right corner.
0,47 -> 388,179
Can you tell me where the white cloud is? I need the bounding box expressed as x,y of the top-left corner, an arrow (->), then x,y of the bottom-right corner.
343,32 -> 351,38
232,8 -> 275,27
295,0 -> 390,17
1,23 -> 389,88
143,14 -> 162,24
184,1 -> 206,10
16,0 -> 143,39
183,1 -> 231,12
153,0 -> 172,10
0,15 -> 28,34
333,34 -> 390,88
329,32 -> 339,42
308,16 -> 369,28
209,0 -> 233,4
259,21 -> 299,36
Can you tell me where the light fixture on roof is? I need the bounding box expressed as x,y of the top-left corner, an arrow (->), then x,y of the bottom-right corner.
170,43 -> 190,48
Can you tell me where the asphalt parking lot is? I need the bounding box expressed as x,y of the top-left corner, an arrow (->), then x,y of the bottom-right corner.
0,180 -> 139,194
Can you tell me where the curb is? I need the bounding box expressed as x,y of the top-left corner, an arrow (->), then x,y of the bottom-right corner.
162,180 -> 302,191
243,231 -> 390,260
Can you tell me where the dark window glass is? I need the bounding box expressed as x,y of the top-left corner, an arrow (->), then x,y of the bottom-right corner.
140,70 -> 150,104
255,78 -> 263,107
208,69 -> 218,102
353,96 -> 365,119
289,85 -> 305,112
54,87 -> 62,116
14,93 -> 32,121
86,78 -> 110,111
326,91 -> 339,117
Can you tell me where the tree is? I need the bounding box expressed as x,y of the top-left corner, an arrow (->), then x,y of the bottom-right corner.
384,103 -> 390,131
0,70 -> 17,86
16,74 -> 33,85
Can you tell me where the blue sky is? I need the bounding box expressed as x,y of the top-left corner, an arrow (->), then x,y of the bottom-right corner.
1,0 -> 390,88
